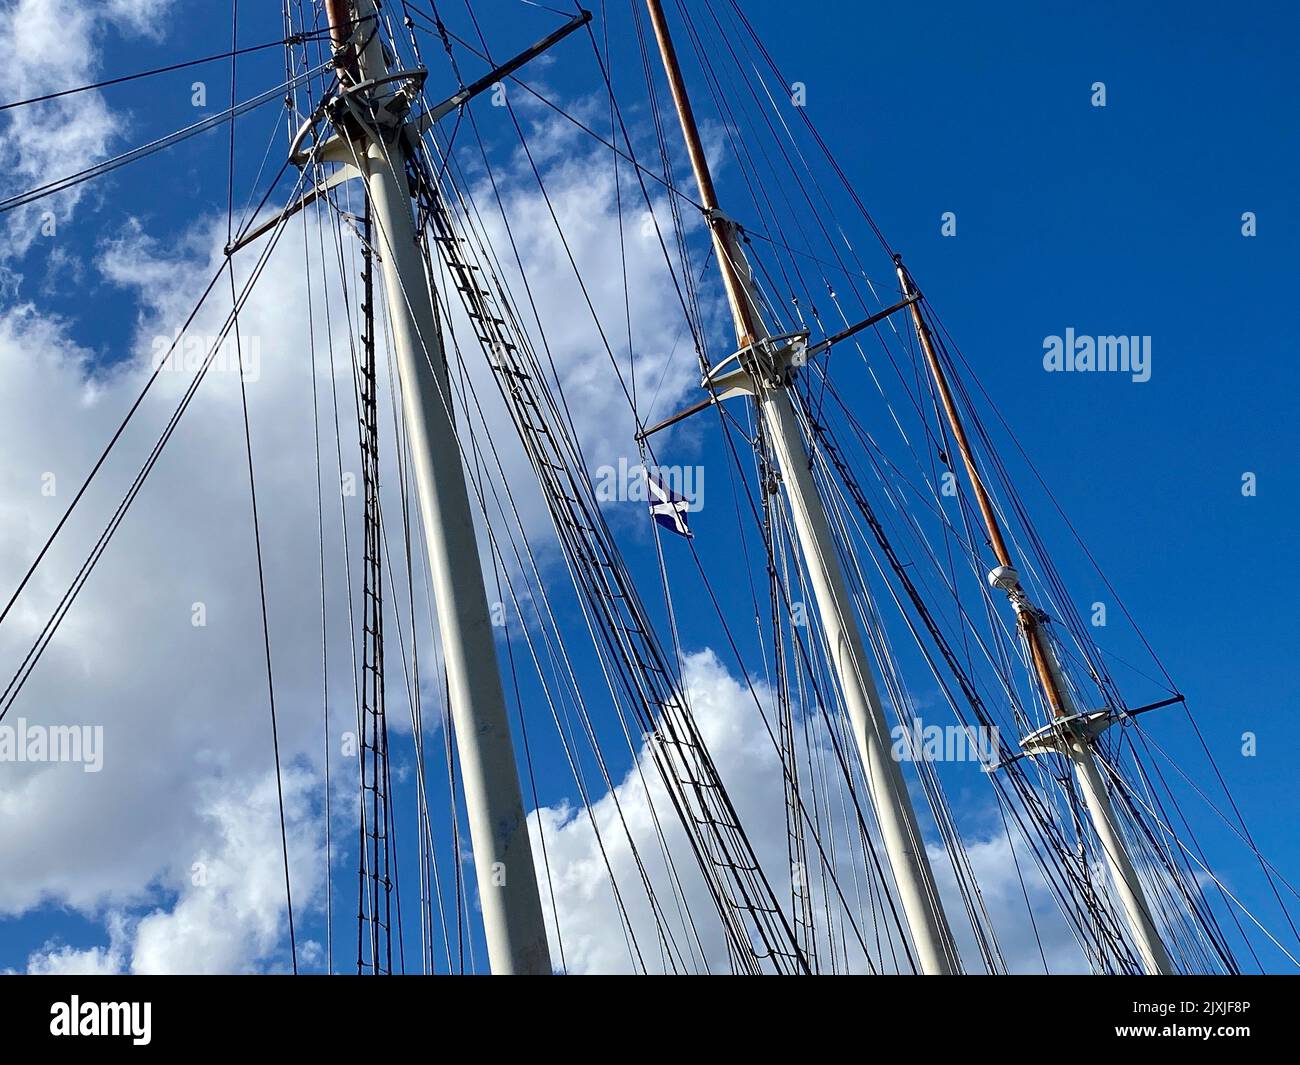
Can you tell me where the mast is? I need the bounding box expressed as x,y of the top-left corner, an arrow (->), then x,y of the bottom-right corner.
323,0 -> 550,974
894,258 -> 1173,975
642,0 -> 960,975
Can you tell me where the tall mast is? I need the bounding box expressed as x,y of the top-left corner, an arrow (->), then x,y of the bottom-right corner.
323,0 -> 550,974
894,258 -> 1172,975
643,0 -> 960,974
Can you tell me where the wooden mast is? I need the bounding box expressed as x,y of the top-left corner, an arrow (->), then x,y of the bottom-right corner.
642,0 -> 758,346
894,257 -> 1173,974
643,0 -> 961,974
894,259 -> 1065,716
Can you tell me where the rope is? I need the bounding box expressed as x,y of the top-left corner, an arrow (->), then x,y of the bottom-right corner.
225,0 -> 298,975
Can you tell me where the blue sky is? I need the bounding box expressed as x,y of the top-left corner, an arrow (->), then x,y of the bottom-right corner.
0,0 -> 1296,974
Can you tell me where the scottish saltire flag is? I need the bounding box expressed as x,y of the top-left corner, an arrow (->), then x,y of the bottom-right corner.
647,472 -> 693,539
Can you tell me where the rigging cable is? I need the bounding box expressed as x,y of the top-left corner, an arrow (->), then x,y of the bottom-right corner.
0,26 -> 336,112
225,0 -> 298,974
0,152 -> 320,722
0,64 -> 332,216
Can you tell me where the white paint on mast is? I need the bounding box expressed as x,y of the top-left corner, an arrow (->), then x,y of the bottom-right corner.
324,0 -> 550,974
641,0 -> 961,975
1011,592 -> 1174,975
1070,729 -> 1174,974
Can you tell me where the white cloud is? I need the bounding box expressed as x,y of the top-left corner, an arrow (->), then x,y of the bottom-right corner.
130,769 -> 322,975
23,769 -> 322,975
1,0 -> 176,260
27,912 -> 129,975
531,648 -> 1089,974
0,87 -> 706,972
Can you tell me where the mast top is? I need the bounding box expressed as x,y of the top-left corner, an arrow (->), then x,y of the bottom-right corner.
643,0 -> 760,346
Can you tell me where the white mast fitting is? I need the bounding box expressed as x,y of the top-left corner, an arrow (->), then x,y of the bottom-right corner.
319,0 -> 550,974
642,0 -> 961,975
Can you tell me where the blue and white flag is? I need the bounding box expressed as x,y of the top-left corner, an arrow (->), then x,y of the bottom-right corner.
647,472 -> 693,539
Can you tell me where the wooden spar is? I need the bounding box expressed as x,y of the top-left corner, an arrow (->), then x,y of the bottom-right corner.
642,0 -> 758,346
893,256 -> 1173,974
893,258 -> 1067,718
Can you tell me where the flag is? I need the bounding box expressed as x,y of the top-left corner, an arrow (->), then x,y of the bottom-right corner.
647,471 -> 693,539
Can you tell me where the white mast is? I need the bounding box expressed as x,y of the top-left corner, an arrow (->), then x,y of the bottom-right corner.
322,0 -> 550,974
895,259 -> 1172,975
642,0 -> 960,975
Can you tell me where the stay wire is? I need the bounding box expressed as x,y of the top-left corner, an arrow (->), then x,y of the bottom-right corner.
0,63 -> 331,215
0,26 -> 335,112
226,0 -> 298,975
